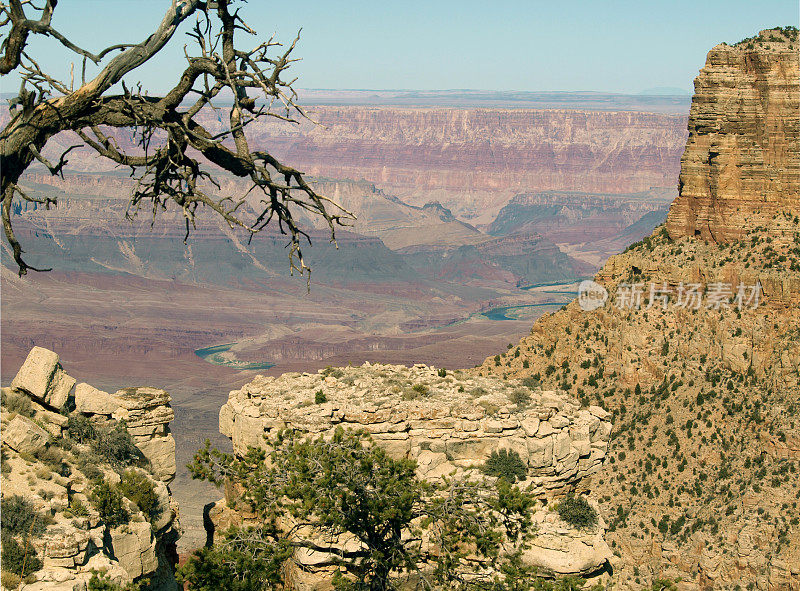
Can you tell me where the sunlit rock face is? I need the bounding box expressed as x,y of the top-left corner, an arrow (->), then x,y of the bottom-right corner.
1,347 -> 180,590
667,28 -> 800,243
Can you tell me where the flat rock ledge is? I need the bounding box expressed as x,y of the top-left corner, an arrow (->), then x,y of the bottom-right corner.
214,362 -> 614,582
221,362 -> 611,494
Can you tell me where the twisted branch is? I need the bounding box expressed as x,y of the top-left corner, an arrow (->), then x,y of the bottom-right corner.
2,0 -> 351,278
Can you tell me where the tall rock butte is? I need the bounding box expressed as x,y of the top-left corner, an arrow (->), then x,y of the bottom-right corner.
667,28 -> 800,243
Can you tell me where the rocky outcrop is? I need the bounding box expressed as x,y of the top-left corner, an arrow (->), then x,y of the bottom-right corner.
11,346 -> 76,410
4,415 -> 50,455
77,386 -> 177,484
667,27 -> 800,243
1,347 -> 180,590
209,362 -> 613,583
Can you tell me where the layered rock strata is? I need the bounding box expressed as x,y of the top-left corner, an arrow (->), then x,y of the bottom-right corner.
209,362 -> 613,583
1,347 -> 180,590
667,27 -> 800,243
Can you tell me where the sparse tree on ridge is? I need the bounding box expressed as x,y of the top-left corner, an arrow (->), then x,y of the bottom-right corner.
0,0 -> 353,276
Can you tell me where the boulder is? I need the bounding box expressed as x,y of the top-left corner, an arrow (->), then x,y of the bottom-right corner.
11,346 -> 59,401
522,532 -> 612,577
112,387 -> 170,410
108,521 -> 159,579
74,383 -> 119,415
47,368 -> 76,410
135,435 -> 176,483
4,414 -> 50,454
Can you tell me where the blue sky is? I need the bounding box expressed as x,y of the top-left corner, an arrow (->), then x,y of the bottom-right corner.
3,0 -> 798,95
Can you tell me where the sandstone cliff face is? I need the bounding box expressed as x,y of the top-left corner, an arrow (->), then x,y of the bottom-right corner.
1,347 -> 180,590
667,28 -> 800,243
245,108 -> 687,194
208,363 -> 614,585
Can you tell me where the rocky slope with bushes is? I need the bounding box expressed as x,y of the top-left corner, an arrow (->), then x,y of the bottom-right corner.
1,347 -> 180,590
478,27 -> 800,590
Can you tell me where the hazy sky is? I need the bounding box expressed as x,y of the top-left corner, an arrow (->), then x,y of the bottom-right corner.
3,0 -> 798,95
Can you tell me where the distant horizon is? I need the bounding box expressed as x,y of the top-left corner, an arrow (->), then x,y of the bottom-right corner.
1,1 -> 795,97
1,87 -> 692,114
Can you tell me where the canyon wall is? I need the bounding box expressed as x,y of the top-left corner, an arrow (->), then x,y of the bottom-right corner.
667,28 -> 800,242
235,107 -> 687,220
478,27 -> 800,590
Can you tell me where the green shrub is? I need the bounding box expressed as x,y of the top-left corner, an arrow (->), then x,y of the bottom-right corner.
67,413 -> 97,443
97,422 -> 145,468
33,446 -> 71,477
77,452 -> 104,482
0,448 -> 10,474
90,482 -> 129,527
437,368 -> 447,378
117,470 -> 159,520
0,572 -> 23,590
177,526 -> 291,591
1,530 -> 42,576
69,415 -> 145,469
521,375 -> 540,389
412,384 -> 429,395
556,495 -> 598,529
481,449 -> 527,483
1,390 -> 33,417
1,495 -> 52,536
69,497 -> 90,517
87,570 -> 146,590
321,366 -> 344,379
314,390 -> 327,404
508,389 -> 531,407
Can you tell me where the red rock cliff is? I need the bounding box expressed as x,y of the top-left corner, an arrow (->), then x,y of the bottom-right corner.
667,27 -> 800,242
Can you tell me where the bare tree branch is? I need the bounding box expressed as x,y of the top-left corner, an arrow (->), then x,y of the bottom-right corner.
0,0 -> 353,277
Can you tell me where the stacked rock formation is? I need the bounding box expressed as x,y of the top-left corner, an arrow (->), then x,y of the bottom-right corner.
667,27 -> 800,243
1,347 -> 180,590
209,362 -> 613,582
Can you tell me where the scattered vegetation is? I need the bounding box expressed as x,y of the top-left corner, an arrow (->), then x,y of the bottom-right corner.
186,429 -> 576,590
67,416 -> 144,469
177,526 -> 291,591
0,390 -> 33,417
117,470 -> 160,521
0,495 -> 53,536
1,530 -> 42,577
87,571 -> 147,591
90,481 -> 129,528
481,449 -> 528,483
556,495 -> 598,529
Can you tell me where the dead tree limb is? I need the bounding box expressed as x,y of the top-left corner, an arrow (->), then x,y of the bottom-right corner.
0,0 -> 352,276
